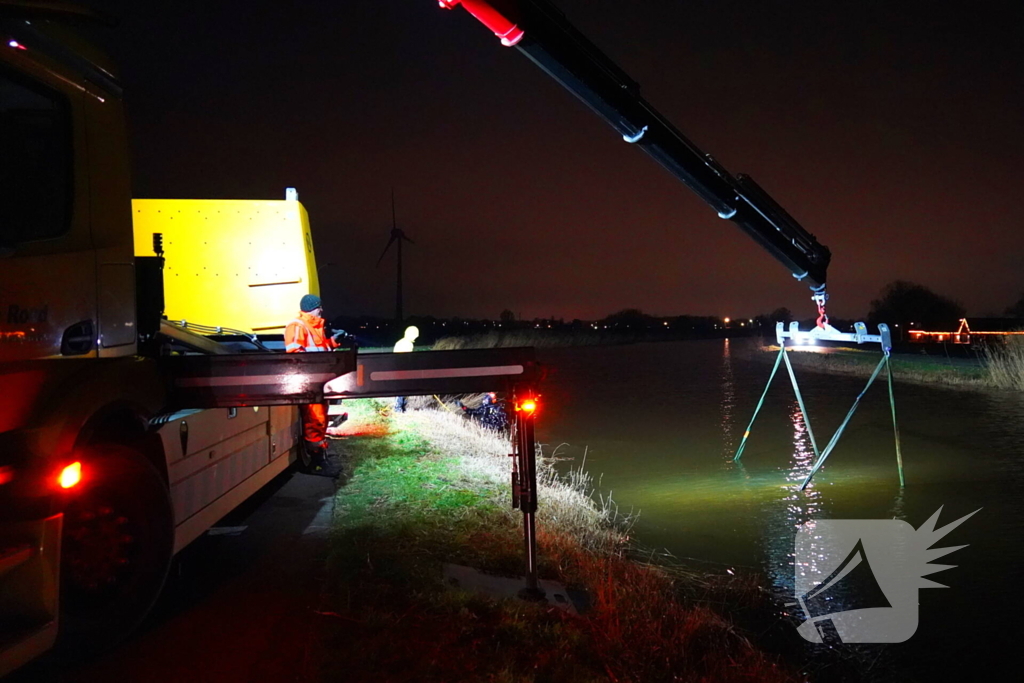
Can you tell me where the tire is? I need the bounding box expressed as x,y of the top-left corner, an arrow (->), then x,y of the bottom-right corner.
58,444 -> 174,653
297,441 -> 314,472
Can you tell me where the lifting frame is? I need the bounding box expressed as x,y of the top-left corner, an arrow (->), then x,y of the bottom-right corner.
733,322 -> 905,489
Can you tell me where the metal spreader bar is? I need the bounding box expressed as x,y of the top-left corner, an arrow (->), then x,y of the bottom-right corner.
775,321 -> 892,349
734,321 -> 905,489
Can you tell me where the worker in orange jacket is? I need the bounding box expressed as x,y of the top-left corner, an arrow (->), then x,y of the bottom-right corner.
285,294 -> 340,472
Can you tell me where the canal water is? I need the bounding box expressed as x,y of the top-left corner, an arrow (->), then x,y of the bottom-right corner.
537,339 -> 1021,681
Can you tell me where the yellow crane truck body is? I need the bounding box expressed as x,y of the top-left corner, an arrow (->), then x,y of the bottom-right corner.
132,198 -> 320,333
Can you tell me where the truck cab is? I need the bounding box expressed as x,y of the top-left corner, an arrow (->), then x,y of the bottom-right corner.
0,10 -> 350,674
1,13 -> 135,364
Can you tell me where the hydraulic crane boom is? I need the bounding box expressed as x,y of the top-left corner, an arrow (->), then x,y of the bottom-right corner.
437,0 -> 832,292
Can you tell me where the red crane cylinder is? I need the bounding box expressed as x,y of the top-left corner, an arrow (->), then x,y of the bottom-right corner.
438,0 -> 525,46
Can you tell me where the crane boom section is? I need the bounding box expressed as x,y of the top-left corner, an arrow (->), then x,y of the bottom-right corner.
438,0 -> 831,289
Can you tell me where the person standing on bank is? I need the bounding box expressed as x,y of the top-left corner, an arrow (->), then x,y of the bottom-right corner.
286,294 -> 342,475
392,325 -> 419,412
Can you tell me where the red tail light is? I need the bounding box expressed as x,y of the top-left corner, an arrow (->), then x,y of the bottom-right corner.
59,462 -> 82,489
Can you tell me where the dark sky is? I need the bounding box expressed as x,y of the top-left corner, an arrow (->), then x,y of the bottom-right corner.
86,0 -> 1024,321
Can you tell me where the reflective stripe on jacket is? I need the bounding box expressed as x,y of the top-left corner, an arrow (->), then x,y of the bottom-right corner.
284,311 -> 338,353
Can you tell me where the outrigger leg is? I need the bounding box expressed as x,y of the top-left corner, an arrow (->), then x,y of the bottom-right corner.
510,388 -> 544,600
322,346 -> 547,597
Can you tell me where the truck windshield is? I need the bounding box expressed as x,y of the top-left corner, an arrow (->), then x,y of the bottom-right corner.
0,67 -> 72,245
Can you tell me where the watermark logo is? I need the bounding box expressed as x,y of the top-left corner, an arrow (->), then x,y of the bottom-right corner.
793,506 -> 979,644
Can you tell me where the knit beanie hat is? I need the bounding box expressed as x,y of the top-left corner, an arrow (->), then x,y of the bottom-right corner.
299,294 -> 322,312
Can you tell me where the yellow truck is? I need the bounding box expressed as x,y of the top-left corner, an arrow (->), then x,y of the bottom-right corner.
132,198 -> 320,334
0,8 -> 353,674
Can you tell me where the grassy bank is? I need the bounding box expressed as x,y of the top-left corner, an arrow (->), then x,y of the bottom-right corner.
320,399 -> 799,682
754,343 -> 991,389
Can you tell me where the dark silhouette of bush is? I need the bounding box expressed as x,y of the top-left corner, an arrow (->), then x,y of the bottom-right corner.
599,308 -> 655,331
868,280 -> 965,329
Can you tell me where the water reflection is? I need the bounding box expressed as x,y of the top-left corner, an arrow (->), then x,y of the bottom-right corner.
889,489 -> 906,521
760,400 -> 823,594
539,339 -> 1021,678
785,400 -> 817,485
980,390 -> 1024,468
719,339 -> 736,461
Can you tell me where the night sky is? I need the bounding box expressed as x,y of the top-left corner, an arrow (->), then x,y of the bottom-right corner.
86,1 -> 1024,322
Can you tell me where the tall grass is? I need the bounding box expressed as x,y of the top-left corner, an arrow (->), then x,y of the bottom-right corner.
984,335 -> 1024,390
405,407 -> 629,550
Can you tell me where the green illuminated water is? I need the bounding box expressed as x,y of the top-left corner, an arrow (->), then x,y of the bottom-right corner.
538,339 -> 1022,681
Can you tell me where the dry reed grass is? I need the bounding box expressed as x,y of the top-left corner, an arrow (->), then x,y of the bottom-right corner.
532,528 -> 795,682
396,407 -> 628,552
984,335 -> 1024,390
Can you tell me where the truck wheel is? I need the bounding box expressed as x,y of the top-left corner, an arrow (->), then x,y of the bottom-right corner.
297,442 -> 314,471
58,444 -> 174,653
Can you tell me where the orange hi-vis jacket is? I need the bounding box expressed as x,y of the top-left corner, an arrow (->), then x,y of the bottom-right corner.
284,311 -> 339,353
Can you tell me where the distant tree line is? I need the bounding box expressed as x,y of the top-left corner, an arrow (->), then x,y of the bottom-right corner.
332,281 -> 1024,347
332,309 -> 750,347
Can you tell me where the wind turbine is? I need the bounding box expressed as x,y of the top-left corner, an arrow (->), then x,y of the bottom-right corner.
375,190 -> 415,323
